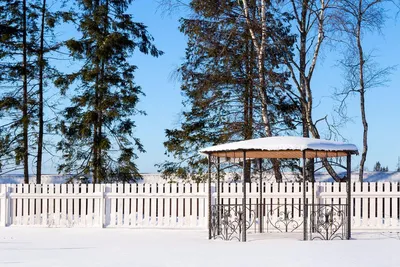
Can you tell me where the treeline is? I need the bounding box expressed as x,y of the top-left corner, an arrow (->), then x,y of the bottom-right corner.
0,0 -> 162,183
158,0 -> 398,182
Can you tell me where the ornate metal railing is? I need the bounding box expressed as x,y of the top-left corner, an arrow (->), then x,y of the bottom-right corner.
211,203 -> 348,241
266,204 -> 303,233
308,203 -> 348,240
210,204 -> 256,241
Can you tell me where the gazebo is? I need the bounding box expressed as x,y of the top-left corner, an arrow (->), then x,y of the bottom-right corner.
200,136 -> 358,242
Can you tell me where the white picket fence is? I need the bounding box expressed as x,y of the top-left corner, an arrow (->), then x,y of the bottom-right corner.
0,182 -> 400,231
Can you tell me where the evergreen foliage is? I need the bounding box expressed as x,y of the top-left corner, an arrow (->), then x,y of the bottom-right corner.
157,0 -> 298,182
373,161 -> 388,172
55,0 -> 163,183
0,0 -> 69,182
0,0 -> 38,179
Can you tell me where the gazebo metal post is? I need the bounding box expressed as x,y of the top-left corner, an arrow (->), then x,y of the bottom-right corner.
311,158 -> 315,233
259,158 -> 263,233
217,157 -> 220,235
242,151 -> 247,242
347,153 -> 352,240
302,150 -> 307,241
208,154 -> 212,240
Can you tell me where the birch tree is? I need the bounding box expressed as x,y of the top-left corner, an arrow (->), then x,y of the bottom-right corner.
276,0 -> 347,181
333,0 -> 394,182
239,0 -> 297,181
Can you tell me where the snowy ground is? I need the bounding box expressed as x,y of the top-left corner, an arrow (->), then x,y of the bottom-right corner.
0,228 -> 399,267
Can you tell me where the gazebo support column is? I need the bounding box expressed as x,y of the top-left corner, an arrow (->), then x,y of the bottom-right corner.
259,158 -> 263,233
347,153 -> 352,240
217,157 -> 220,235
302,150 -> 307,241
208,154 -> 212,240
311,159 -> 315,233
242,152 -> 247,242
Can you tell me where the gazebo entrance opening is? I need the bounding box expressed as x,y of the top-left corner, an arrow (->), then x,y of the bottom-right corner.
200,137 -> 358,242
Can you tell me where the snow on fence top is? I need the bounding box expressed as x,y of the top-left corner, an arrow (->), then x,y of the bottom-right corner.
199,136 -> 358,159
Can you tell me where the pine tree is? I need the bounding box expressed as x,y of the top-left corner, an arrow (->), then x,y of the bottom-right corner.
373,162 -> 381,172
158,0 -> 297,182
0,0 -> 39,180
0,0 -> 70,182
33,0 -> 69,183
56,0 -> 162,183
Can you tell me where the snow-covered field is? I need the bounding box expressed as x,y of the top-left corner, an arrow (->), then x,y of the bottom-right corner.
0,228 -> 399,267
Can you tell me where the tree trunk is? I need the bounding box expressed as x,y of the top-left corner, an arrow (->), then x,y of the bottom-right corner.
357,8 -> 367,183
97,0 -> 109,183
36,0 -> 46,184
243,39 -> 253,183
93,124 -> 98,184
22,0 -> 29,184
296,0 -> 341,182
92,0 -> 101,184
299,0 -> 314,182
241,0 -> 283,182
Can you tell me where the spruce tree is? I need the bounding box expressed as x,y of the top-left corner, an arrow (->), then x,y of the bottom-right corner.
56,0 -> 162,183
0,0 -> 39,180
158,0 -> 297,182
33,0 -> 69,183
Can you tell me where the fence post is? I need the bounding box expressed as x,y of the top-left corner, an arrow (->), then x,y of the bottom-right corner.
100,184 -> 105,228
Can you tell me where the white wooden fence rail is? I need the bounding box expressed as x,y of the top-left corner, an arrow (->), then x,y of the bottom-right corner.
0,182 -> 399,231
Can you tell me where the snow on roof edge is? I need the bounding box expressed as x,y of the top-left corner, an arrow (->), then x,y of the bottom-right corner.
199,136 -> 358,155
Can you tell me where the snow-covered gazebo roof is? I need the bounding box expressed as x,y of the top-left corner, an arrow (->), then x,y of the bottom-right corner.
199,136 -> 358,159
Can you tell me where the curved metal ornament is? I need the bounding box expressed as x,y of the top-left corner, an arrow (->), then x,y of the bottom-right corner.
309,204 -> 347,240
267,204 -> 303,233
210,204 -> 256,241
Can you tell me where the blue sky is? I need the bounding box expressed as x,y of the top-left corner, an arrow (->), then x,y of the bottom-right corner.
42,0 -> 400,174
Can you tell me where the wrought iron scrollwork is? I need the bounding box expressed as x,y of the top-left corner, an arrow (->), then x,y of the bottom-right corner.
211,204 -> 256,241
211,202 -> 348,241
266,204 -> 303,233
309,204 -> 347,240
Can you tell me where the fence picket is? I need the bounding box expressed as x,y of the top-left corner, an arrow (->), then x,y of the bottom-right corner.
177,183 -> 184,227
163,183 -> 170,227
377,183 -> 384,229
191,184 -> 199,227
199,183 -> 206,228
41,184 -> 48,226
122,184 -> 130,227
383,182 -> 391,228
369,183 -> 377,228
22,184 -> 29,225
184,184 -> 191,227
73,184 -> 80,226
16,184 -> 23,225
80,184 -> 87,226
60,184 -> 67,226
130,184 -> 137,227
170,183 -> 177,228
142,184 -> 150,227
137,184 -> 144,226
354,182 -> 362,228
117,184 -> 123,226
67,184 -> 74,226
392,183 -> 399,228
95,184 -> 102,227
